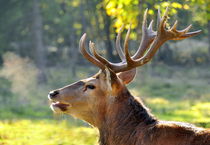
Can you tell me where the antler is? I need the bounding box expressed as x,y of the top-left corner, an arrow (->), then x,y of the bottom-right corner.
79,8 -> 201,73
79,34 -> 105,70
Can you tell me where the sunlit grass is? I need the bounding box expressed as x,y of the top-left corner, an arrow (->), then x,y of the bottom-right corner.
0,120 -> 98,145
128,65 -> 210,127
144,98 -> 210,127
0,65 -> 210,144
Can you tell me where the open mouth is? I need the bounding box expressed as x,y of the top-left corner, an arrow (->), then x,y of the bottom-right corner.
51,101 -> 70,111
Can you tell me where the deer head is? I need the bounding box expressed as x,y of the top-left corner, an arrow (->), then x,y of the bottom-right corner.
48,8 -> 201,128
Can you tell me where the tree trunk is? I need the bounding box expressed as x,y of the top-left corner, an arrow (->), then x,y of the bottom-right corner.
156,43 -> 173,65
68,0 -> 87,77
32,0 -> 47,83
101,7 -> 115,61
69,29 -> 78,77
208,20 -> 210,61
137,0 -> 145,37
104,15 -> 115,61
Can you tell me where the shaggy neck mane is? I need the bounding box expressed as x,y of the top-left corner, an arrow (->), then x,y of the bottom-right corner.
99,88 -> 157,145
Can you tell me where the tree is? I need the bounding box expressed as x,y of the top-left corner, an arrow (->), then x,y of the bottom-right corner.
31,0 -> 47,83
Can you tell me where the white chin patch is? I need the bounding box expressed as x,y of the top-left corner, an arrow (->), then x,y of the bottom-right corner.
50,104 -> 63,113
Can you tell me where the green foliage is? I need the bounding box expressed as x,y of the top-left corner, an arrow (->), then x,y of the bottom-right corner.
103,0 -> 194,33
104,0 -> 139,31
188,0 -> 210,24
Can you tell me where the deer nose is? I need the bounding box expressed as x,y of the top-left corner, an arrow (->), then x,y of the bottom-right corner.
48,90 -> 59,99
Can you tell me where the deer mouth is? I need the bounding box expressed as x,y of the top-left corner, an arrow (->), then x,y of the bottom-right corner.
51,101 -> 70,112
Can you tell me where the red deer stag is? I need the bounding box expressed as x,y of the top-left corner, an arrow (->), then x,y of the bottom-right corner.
48,8 -> 210,145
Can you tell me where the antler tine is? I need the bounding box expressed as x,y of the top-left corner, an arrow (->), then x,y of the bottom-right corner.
89,41 -> 94,54
169,21 -> 201,40
171,30 -> 202,40
159,7 -> 169,32
148,20 -> 154,30
132,9 -> 156,59
142,8 -> 148,31
171,20 -> 178,31
116,25 -> 126,61
88,40 -> 122,71
157,8 -> 161,29
124,25 -> 135,65
89,24 -> 127,69
178,24 -> 192,34
79,34 -> 105,69
89,41 -> 109,66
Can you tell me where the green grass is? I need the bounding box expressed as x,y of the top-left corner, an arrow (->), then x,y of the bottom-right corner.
128,65 -> 210,127
0,120 -> 98,145
0,65 -> 210,144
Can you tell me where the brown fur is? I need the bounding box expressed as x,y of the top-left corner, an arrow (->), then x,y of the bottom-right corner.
49,69 -> 210,145
98,88 -> 210,145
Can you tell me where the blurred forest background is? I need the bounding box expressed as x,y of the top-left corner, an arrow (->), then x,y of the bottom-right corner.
0,0 -> 210,144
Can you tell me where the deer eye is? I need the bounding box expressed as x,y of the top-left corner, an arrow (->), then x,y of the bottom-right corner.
86,85 -> 96,90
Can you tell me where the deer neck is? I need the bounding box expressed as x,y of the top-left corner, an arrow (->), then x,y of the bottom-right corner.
98,89 -> 157,145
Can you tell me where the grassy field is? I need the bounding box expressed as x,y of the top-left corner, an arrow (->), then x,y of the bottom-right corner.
0,120 -> 98,145
131,65 -> 210,127
0,65 -> 210,145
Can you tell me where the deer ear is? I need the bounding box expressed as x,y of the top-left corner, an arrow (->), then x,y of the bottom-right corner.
98,67 -> 113,92
99,67 -> 121,85
117,68 -> 136,84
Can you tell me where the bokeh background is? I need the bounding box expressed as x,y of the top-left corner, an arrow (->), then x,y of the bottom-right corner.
0,0 -> 209,144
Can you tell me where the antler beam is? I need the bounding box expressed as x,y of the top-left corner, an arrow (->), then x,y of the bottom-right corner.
79,8 -> 201,73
